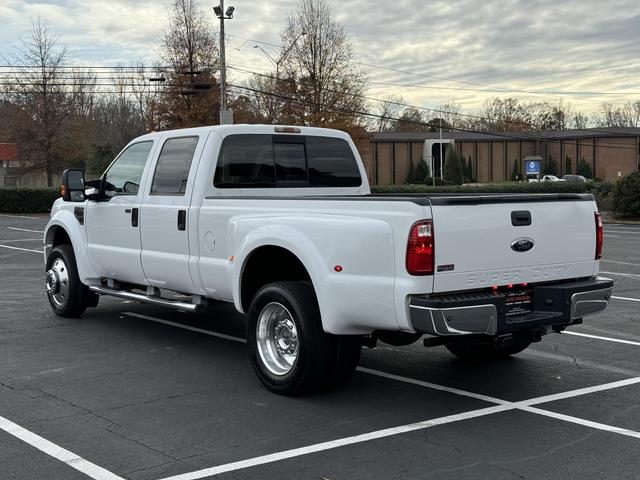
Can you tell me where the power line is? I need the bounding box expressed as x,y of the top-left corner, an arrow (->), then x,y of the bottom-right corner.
227,64 -> 640,144
225,34 -> 638,105
227,84 -> 639,152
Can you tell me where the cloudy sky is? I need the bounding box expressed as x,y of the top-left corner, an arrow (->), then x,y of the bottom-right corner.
1,0 -> 639,114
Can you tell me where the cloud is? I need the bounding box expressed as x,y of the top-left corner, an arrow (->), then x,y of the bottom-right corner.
1,0 -> 639,114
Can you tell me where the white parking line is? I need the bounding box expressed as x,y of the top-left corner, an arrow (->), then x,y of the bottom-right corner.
0,415 -> 124,480
601,271 -> 640,278
612,295 -> 640,302
0,244 -> 43,254
158,404 -> 513,480
120,311 -> 640,480
563,331 -> 640,347
604,230 -> 640,234
0,213 -> 41,220
7,226 -> 45,233
601,259 -> 640,267
1,238 -> 44,243
123,312 -> 247,344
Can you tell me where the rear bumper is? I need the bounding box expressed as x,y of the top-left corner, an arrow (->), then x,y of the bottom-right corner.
409,277 -> 613,337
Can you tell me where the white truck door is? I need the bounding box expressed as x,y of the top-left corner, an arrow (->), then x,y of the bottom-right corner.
85,140 -> 155,285
139,134 -> 203,293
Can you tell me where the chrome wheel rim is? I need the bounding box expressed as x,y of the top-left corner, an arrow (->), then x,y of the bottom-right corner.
45,258 -> 70,307
256,302 -> 299,376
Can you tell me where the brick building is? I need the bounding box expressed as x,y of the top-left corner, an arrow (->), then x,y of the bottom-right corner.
0,143 -> 19,187
365,127 -> 640,185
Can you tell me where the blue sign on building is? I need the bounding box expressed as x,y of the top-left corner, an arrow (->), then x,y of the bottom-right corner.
525,159 -> 540,175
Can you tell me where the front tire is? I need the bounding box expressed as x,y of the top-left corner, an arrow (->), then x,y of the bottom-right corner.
45,244 -> 95,317
445,340 -> 531,362
248,281 -> 359,395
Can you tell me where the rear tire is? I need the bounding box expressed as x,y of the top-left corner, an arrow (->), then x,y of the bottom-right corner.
445,340 -> 531,362
45,244 -> 96,317
248,281 -> 359,395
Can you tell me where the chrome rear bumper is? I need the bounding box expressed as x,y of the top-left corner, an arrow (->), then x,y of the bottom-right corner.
409,277 -> 613,337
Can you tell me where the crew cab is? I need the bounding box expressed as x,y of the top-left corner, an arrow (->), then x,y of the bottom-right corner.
44,125 -> 613,395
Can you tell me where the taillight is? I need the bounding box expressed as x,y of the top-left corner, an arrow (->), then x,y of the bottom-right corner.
406,220 -> 434,275
595,212 -> 603,260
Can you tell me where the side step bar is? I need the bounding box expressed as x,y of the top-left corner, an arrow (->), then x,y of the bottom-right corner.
89,285 -> 202,312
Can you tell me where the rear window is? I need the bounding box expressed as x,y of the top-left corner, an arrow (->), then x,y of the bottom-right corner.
214,134 -> 361,188
151,136 -> 199,194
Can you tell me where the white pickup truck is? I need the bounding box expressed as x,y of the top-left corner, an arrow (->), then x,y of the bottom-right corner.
44,125 -> 613,395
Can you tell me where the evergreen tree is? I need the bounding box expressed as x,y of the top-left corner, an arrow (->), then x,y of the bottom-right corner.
576,158 -> 593,178
511,158 -> 520,181
443,149 -> 464,185
414,158 -> 429,183
466,156 -> 473,180
542,155 -> 558,175
406,159 -> 416,183
565,155 -> 572,175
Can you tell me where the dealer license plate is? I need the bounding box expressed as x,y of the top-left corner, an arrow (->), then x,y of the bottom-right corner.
505,289 -> 534,317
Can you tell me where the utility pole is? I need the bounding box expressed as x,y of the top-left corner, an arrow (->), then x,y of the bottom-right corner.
438,118 -> 443,184
214,2 -> 234,124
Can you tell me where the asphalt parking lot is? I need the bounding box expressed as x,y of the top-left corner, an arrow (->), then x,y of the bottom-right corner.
1,213 -> 639,480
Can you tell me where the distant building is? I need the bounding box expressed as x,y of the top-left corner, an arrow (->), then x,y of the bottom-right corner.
0,143 -> 18,187
365,127 -> 640,185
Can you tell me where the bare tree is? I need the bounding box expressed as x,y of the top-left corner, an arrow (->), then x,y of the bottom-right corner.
158,0 -> 220,128
373,95 -> 404,132
3,19 -> 95,186
279,0 -> 367,127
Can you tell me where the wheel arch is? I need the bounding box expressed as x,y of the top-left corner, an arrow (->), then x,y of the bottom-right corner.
238,245 -> 313,313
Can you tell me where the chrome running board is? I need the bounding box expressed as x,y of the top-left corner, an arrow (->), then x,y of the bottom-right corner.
89,285 -> 202,312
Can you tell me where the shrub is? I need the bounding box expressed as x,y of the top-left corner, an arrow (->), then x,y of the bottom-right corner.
565,155 -> 572,175
576,158 -> 593,178
542,155 -> 558,175
442,149 -> 464,185
511,158 -> 520,181
372,181 -> 589,194
413,159 -> 430,183
612,172 -> 640,218
586,181 -> 614,212
423,176 -> 447,186
0,188 -> 59,213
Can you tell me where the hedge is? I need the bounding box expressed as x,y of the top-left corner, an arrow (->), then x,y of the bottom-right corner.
372,182 -> 590,194
0,188 -> 59,213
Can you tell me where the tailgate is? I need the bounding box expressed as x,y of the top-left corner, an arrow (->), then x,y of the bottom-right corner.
430,195 -> 598,293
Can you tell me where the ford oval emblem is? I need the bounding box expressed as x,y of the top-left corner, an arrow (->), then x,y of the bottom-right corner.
511,238 -> 535,252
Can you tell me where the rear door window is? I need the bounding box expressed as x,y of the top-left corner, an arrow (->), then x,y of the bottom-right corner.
214,134 -> 275,187
151,136 -> 199,195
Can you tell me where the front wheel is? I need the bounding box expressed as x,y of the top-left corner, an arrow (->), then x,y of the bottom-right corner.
445,340 -> 531,362
45,244 -> 96,317
247,281 -> 359,395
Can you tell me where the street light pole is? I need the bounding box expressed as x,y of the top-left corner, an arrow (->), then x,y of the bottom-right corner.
214,2 -> 234,124
219,0 -> 226,113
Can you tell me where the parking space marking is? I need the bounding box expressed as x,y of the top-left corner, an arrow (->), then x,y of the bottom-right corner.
601,259 -> 640,267
0,213 -> 41,220
603,230 -> 640,235
0,415 -> 124,480
0,244 -> 43,254
7,226 -> 45,233
612,295 -> 640,302
1,238 -> 44,243
123,312 -> 247,344
601,271 -> 640,278
521,406 -> 640,439
157,404 -> 514,480
563,331 -> 640,347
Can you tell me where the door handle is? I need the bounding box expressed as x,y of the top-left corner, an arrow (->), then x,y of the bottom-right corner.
511,210 -> 531,226
131,208 -> 139,227
177,210 -> 186,231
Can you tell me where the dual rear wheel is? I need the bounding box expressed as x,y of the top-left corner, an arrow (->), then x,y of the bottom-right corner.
247,282 -> 361,395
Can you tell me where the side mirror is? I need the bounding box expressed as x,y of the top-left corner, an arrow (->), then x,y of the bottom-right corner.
84,179 -> 104,201
61,169 -> 86,202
